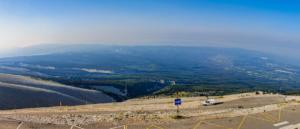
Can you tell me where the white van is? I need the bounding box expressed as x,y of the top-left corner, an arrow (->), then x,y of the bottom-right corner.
202,99 -> 223,106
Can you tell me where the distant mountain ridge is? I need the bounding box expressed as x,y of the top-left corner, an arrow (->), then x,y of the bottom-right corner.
2,44 -> 300,67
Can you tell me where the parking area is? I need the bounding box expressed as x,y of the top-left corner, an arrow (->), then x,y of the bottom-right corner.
1,104 -> 300,129
192,105 -> 300,129
191,105 -> 300,129
104,105 -> 300,129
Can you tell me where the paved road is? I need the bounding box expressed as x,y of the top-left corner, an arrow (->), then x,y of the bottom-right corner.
104,105 -> 300,129
1,104 -> 300,129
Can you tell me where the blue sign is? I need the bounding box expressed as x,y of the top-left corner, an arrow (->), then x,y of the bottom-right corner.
174,98 -> 181,106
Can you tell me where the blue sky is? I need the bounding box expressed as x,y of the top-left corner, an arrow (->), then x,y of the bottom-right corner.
0,0 -> 299,59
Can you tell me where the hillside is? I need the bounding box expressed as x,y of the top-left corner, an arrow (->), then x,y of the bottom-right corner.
0,74 -> 114,110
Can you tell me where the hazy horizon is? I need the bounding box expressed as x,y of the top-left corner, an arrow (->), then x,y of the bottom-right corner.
0,0 -> 299,59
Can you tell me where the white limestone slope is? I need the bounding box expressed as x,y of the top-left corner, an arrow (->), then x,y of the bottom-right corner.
0,74 -> 115,109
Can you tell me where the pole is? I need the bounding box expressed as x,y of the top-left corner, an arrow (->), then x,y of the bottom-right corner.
125,82 -> 128,99
177,105 -> 179,116
176,91 -> 179,116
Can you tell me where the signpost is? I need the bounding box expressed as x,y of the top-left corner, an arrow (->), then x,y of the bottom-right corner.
174,98 -> 181,116
175,98 -> 181,106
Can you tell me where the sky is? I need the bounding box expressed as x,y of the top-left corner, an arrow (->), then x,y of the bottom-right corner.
0,0 -> 299,59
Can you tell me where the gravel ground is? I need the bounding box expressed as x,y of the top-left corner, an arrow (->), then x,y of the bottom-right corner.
0,93 -> 299,129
